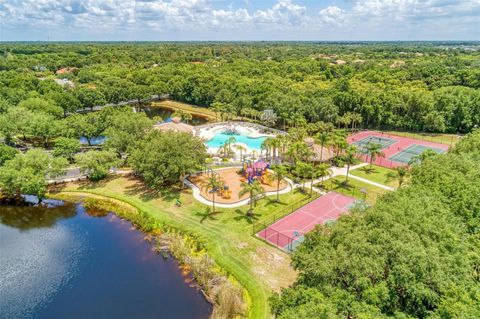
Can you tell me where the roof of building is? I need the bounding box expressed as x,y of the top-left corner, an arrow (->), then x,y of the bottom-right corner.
304,137 -> 335,162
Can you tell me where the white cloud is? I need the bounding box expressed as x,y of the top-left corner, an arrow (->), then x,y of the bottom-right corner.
253,0 -> 307,27
318,6 -> 345,26
0,0 -> 479,40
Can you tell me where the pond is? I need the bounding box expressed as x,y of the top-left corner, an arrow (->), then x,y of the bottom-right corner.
0,199 -> 212,319
142,105 -> 208,126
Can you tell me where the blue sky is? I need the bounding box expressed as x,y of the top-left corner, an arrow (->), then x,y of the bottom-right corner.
0,0 -> 479,41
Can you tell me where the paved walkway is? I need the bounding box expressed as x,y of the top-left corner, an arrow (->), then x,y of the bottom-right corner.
184,171 -> 295,208
186,163 -> 396,208
348,175 -> 395,191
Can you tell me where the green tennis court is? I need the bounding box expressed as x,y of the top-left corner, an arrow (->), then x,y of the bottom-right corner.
389,144 -> 445,164
352,136 -> 397,154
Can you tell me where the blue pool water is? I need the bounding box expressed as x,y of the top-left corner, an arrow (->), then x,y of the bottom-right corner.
206,133 -> 266,150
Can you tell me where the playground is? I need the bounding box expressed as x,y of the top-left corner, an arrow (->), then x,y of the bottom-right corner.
257,192 -> 357,252
188,163 -> 288,204
348,131 -> 449,168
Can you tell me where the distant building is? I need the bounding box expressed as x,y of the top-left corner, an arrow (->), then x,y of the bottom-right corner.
56,67 -> 78,75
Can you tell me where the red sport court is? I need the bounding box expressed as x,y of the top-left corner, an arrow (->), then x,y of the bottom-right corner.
257,192 -> 357,252
347,131 -> 449,168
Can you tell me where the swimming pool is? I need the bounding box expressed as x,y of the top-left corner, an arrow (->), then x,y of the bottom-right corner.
206,133 -> 266,151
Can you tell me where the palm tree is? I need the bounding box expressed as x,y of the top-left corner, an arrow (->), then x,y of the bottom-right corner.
250,150 -> 258,161
295,161 -> 312,192
394,166 -> 410,187
408,149 -> 438,166
261,138 -> 272,160
344,146 -> 357,183
287,142 -> 313,166
218,144 -> 230,158
332,132 -> 348,157
201,174 -> 223,213
316,163 -> 332,189
226,136 -> 237,153
270,136 -> 281,160
366,143 -> 384,170
315,131 -> 330,162
271,165 -> 288,202
239,180 -> 265,215
350,113 -> 363,131
235,144 -> 247,161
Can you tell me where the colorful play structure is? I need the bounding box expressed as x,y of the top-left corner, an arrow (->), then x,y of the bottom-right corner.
241,160 -> 273,186
204,169 -> 232,200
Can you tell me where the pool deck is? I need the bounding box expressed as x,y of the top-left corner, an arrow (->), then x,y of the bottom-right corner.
195,122 -> 280,156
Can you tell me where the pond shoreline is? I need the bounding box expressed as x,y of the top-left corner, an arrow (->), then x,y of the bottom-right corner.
48,191 -> 247,319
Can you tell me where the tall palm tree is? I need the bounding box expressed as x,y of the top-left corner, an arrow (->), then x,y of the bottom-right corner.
261,138 -> 272,160
344,146 -> 357,183
235,144 -> 247,161
271,165 -> 288,202
350,113 -> 363,131
295,161 -> 312,192
250,150 -> 258,161
239,180 -> 265,216
316,163 -> 332,189
394,166 -> 410,187
332,132 -> 348,157
366,143 -> 384,170
201,174 -> 223,213
226,136 -> 237,153
276,134 -> 289,160
315,131 -> 330,162
287,142 -> 313,166
218,144 -> 230,158
270,136 -> 281,160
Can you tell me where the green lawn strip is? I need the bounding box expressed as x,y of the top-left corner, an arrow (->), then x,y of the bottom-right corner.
383,130 -> 462,146
317,176 -> 389,204
350,165 -> 398,187
55,177 -> 308,319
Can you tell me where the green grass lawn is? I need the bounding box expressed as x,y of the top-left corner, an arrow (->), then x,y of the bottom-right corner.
317,176 -> 389,205
350,165 -> 399,187
383,130 -> 462,146
51,176 -> 310,319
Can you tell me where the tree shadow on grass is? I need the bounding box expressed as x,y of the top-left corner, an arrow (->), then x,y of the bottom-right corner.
195,207 -> 222,224
123,176 -> 182,202
263,196 -> 287,208
233,209 -> 260,224
76,177 -> 109,190
124,179 -> 160,201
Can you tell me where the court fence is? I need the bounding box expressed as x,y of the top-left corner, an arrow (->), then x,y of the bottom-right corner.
357,154 -> 402,168
252,192 -> 320,252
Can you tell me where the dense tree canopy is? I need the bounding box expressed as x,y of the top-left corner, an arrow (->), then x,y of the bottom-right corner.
0,149 -> 67,201
0,42 -> 478,135
129,130 -> 207,188
271,130 -> 480,318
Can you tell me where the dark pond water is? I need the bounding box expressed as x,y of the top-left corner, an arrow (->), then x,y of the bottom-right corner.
142,106 -> 207,126
0,200 -> 212,319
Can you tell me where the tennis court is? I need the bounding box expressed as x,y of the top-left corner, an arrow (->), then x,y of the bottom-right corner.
256,192 -> 357,252
389,144 -> 446,164
348,131 -> 450,168
352,136 -> 398,153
